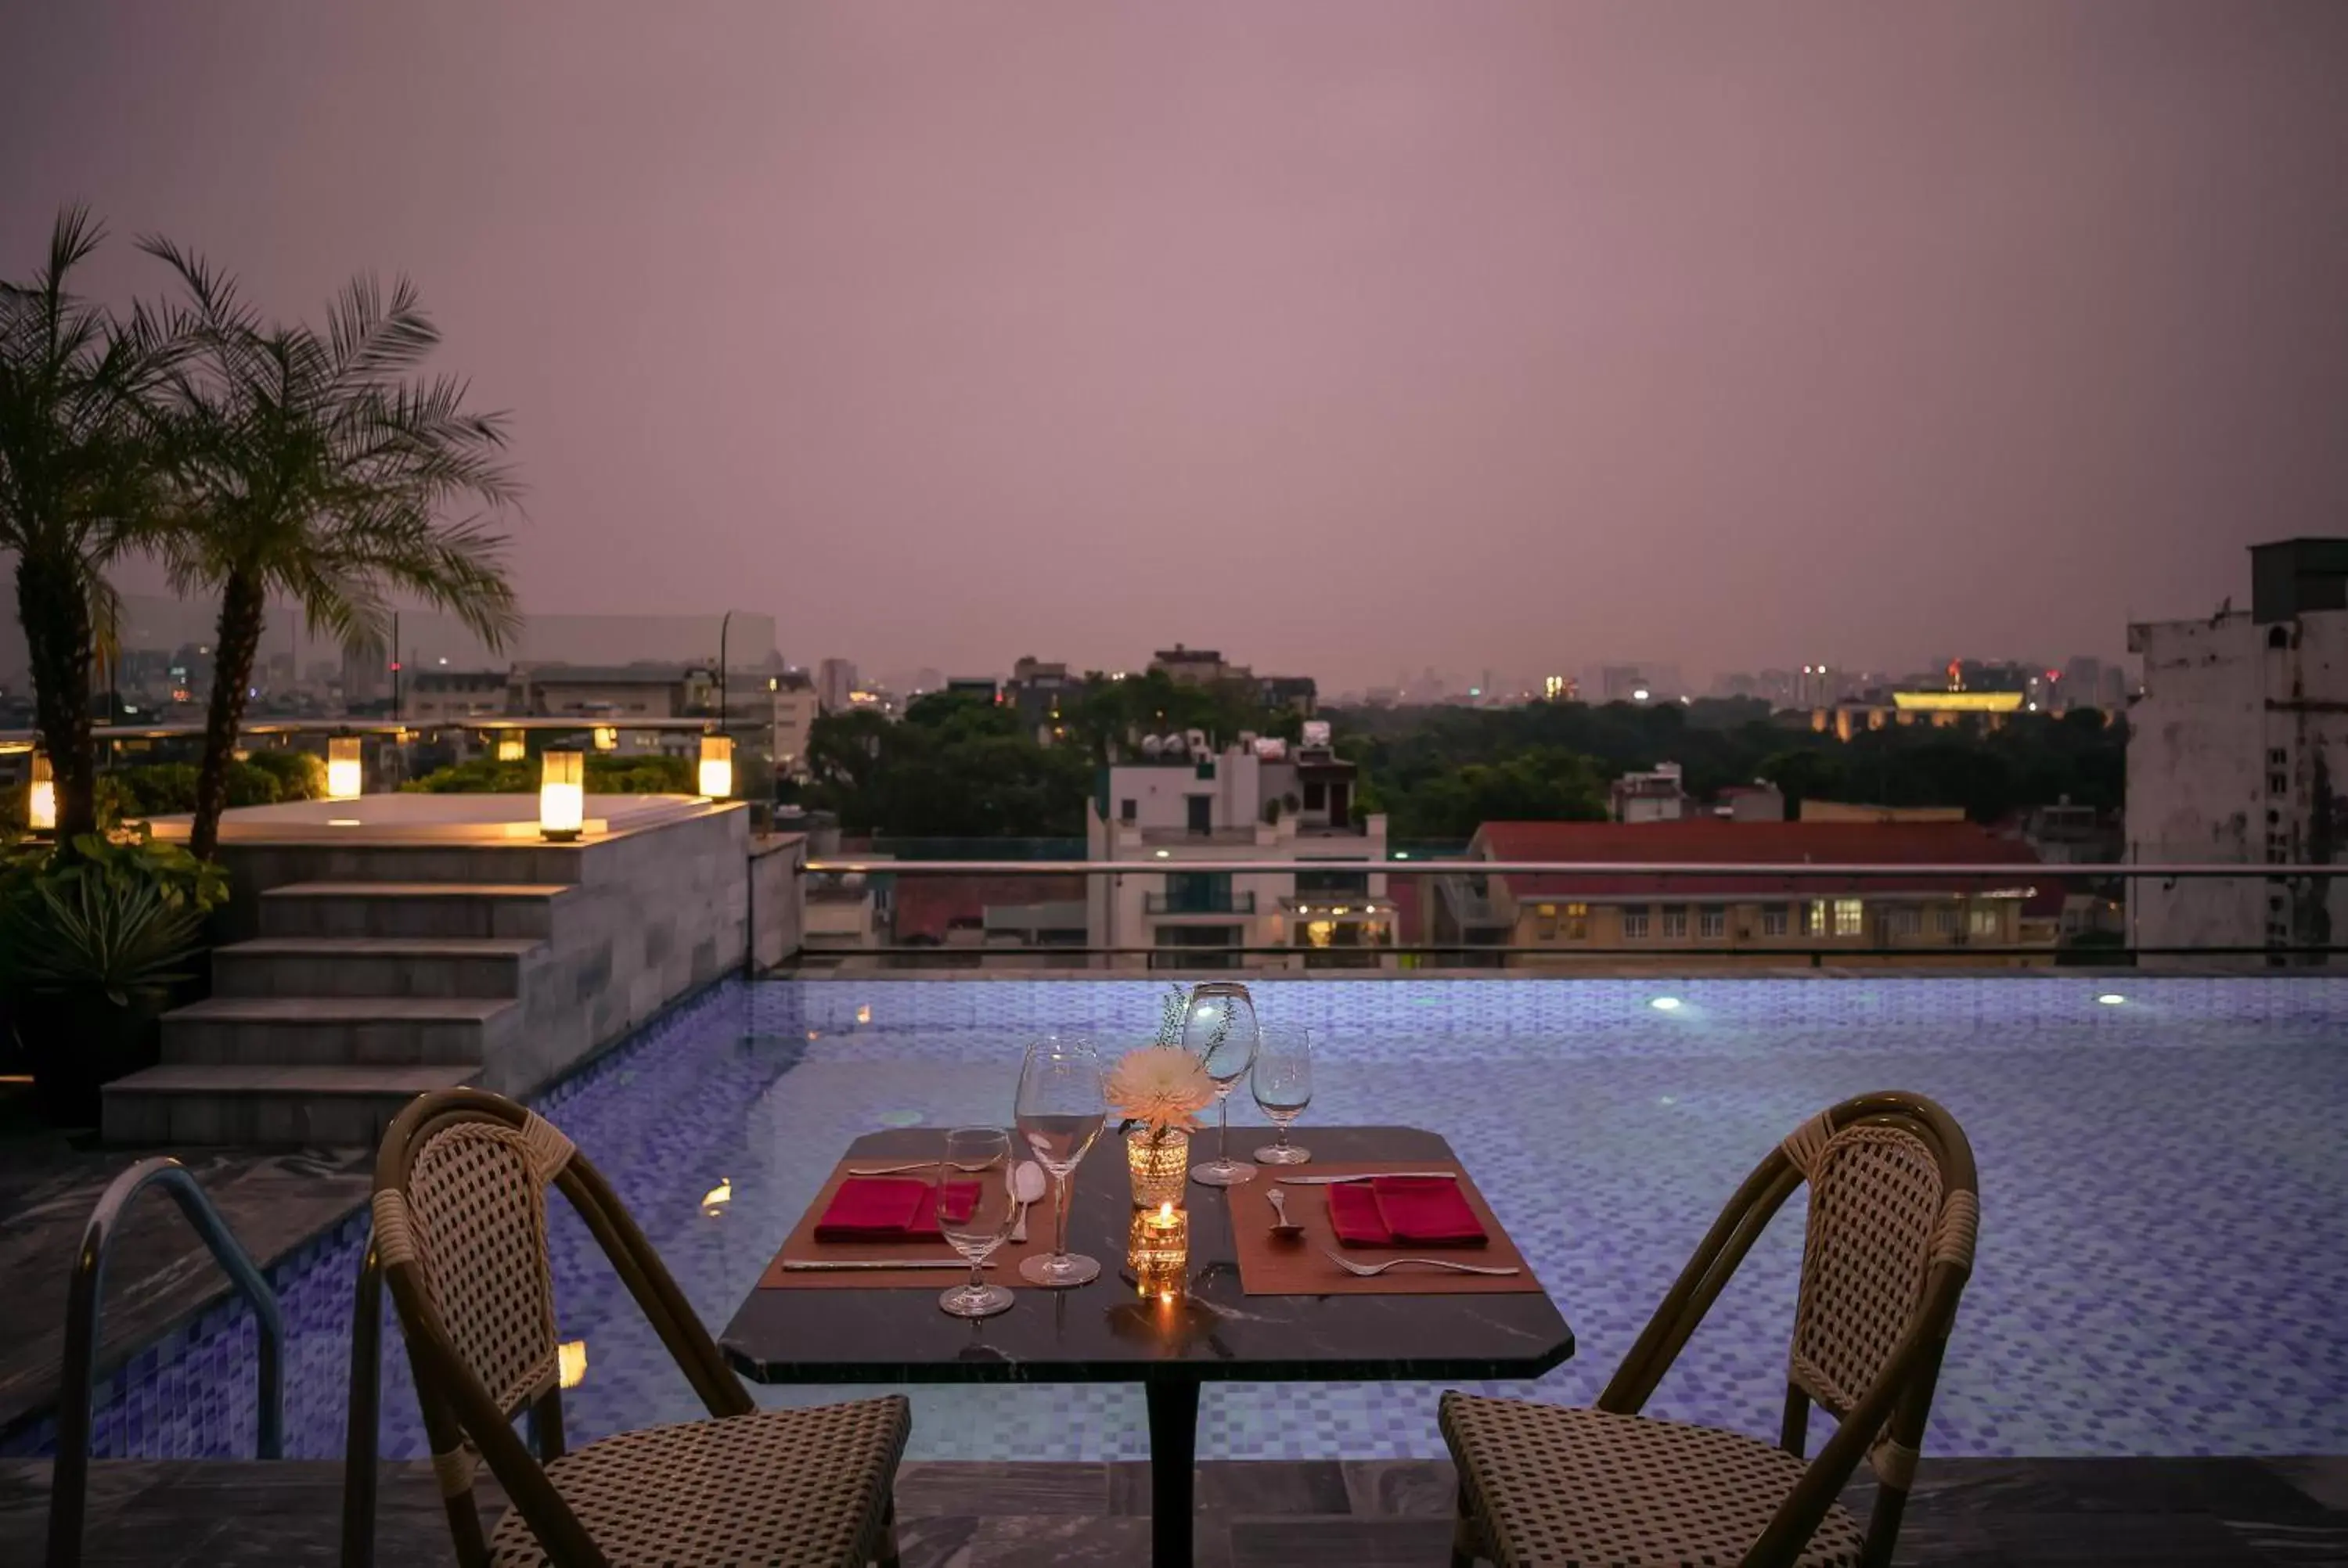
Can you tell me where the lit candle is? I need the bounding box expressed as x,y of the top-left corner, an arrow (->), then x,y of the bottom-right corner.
1130,1201 -> 1189,1297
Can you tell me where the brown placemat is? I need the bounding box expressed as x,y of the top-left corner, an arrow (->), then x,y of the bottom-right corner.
1231,1160 -> 1545,1296
758,1156 -> 1061,1289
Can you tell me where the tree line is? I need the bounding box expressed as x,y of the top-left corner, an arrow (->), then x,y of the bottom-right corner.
790,681 -> 2126,842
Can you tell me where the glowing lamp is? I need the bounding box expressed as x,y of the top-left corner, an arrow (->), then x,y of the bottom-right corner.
326,736 -> 363,800
540,750 -> 585,842
495,735 -> 525,763
697,734 -> 734,799
557,1340 -> 587,1390
28,751 -> 56,833
591,725 -> 618,752
1129,1201 -> 1190,1297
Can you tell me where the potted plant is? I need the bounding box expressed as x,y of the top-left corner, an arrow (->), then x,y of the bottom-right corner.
2,829 -> 224,1126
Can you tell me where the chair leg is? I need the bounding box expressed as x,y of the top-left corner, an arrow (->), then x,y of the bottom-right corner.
1450,1481 -> 1481,1567
874,1501 -> 902,1568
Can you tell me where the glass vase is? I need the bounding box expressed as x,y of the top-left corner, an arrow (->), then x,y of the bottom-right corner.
1126,1128 -> 1190,1207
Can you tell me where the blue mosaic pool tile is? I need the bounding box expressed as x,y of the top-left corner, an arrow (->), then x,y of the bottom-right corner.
21,975 -> 2347,1466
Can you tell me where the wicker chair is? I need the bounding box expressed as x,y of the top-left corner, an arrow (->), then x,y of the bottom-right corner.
1442,1090 -> 1979,1568
371,1088 -> 910,1567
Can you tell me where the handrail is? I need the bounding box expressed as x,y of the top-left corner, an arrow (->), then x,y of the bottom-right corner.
48,1158 -> 286,1568
340,1239 -> 385,1568
2,715 -> 734,744
805,858 -> 2331,879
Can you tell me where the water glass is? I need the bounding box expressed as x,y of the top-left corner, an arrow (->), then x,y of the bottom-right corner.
1014,1036 -> 1107,1287
1251,1024 -> 1313,1165
935,1127 -> 1017,1318
1180,982 -> 1259,1186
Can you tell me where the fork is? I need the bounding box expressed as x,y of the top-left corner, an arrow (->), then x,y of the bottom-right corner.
847,1158 -> 1001,1177
1322,1247 -> 1520,1278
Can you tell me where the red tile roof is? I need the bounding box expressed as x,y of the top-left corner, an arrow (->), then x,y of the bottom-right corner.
1468,819 -> 2044,900
891,874 -> 1086,944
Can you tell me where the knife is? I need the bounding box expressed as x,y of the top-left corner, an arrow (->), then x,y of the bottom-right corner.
780,1259 -> 997,1271
1277,1171 -> 1460,1185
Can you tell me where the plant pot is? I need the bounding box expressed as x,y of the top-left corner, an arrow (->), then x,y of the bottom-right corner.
1126,1128 -> 1190,1207
16,988 -> 166,1128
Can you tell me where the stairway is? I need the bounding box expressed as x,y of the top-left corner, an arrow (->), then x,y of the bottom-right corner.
103,881 -> 574,1146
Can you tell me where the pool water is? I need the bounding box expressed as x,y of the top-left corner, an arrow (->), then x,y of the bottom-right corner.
19,976 -> 2348,1464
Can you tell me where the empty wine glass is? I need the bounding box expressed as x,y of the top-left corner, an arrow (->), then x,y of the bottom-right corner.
1180,981 -> 1259,1186
1014,1036 -> 1107,1287
935,1127 -> 1017,1318
1251,1024 -> 1313,1165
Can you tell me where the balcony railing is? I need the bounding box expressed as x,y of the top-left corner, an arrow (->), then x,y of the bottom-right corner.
1145,890 -> 1257,915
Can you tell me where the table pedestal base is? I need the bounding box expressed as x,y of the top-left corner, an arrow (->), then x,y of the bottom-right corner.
1145,1376 -> 1200,1565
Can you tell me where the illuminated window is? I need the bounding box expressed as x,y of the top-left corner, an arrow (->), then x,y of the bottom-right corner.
1833,898 -> 1864,937
1534,908 -> 1559,941
1622,906 -> 1650,940
1968,904 -> 2001,937
1808,900 -> 1829,936
1760,905 -> 1788,937
1564,902 -> 1588,940
1698,906 -> 1726,940
1660,907 -> 1688,940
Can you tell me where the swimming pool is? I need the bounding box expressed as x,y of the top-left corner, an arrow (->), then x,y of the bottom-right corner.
17,975 -> 2348,1464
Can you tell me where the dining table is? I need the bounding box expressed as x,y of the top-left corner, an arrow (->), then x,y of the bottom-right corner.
719,1124 -> 1576,1566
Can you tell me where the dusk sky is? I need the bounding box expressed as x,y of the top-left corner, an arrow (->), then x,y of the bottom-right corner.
6,2 -> 2346,690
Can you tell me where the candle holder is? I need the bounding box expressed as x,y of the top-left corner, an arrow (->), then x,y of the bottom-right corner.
1125,1128 -> 1190,1209
1128,1200 -> 1189,1297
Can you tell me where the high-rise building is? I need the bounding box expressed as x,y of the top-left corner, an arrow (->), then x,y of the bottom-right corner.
2127,538 -> 2348,967
817,657 -> 858,714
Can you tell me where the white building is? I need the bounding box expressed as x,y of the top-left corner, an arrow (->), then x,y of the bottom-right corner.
769,671 -> 820,779
1086,741 -> 1390,970
1610,761 -> 1691,822
2127,538 -> 2348,967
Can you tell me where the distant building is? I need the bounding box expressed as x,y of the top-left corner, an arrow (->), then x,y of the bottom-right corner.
2127,538 -> 2348,967
1007,656 -> 1078,743
1150,645 -> 1248,685
1716,782 -> 1787,822
1610,762 -> 1691,822
402,667 -> 510,725
817,657 -> 859,714
1459,819 -> 2050,969
1800,800 -> 1968,825
342,642 -> 393,710
513,662 -> 715,755
1088,741 -> 1389,970
1259,674 -> 1318,717
769,670 -> 819,779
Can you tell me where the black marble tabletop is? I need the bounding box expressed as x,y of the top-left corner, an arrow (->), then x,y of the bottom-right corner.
721,1125 -> 1576,1385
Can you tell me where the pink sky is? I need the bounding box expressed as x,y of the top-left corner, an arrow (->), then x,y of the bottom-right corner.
6,2 -> 2346,689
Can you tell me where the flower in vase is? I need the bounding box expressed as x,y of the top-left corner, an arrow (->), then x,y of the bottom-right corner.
1107,1046 -> 1214,1138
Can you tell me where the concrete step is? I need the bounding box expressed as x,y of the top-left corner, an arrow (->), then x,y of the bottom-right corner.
229,843 -> 589,888
160,997 -> 516,1066
211,937 -> 542,999
101,1064 -> 477,1147
258,882 -> 571,940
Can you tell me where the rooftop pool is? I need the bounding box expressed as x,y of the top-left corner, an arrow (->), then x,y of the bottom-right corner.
18,975 -> 2347,1465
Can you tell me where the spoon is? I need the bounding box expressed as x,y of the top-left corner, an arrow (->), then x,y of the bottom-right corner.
1009,1160 -> 1048,1243
1265,1185 -> 1306,1241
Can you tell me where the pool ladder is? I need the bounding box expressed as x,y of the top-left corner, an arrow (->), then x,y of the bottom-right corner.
46,1156 -> 286,1568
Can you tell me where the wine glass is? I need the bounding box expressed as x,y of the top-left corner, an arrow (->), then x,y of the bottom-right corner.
935,1127 -> 1017,1318
1180,981 -> 1259,1186
1014,1035 -> 1107,1287
1251,1024 -> 1313,1165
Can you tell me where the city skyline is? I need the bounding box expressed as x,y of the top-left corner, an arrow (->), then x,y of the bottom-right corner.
8,3 -> 2346,689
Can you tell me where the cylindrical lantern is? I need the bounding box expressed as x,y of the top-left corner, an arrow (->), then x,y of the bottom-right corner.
495,734 -> 525,763
540,750 -> 585,842
326,736 -> 363,800
697,734 -> 734,799
27,750 -> 56,833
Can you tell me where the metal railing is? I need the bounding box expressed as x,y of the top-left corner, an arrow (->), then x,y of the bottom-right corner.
785,858 -> 2345,966
48,1158 -> 285,1568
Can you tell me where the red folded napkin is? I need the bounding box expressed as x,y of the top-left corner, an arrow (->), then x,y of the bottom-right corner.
1327,1178 -> 1487,1248
813,1177 -> 979,1241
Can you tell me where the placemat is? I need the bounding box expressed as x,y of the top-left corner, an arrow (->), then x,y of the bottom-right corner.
758,1156 -> 1060,1290
1230,1160 -> 1545,1296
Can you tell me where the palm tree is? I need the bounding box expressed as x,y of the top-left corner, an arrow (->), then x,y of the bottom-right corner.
0,209 -> 180,840
142,240 -> 521,859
